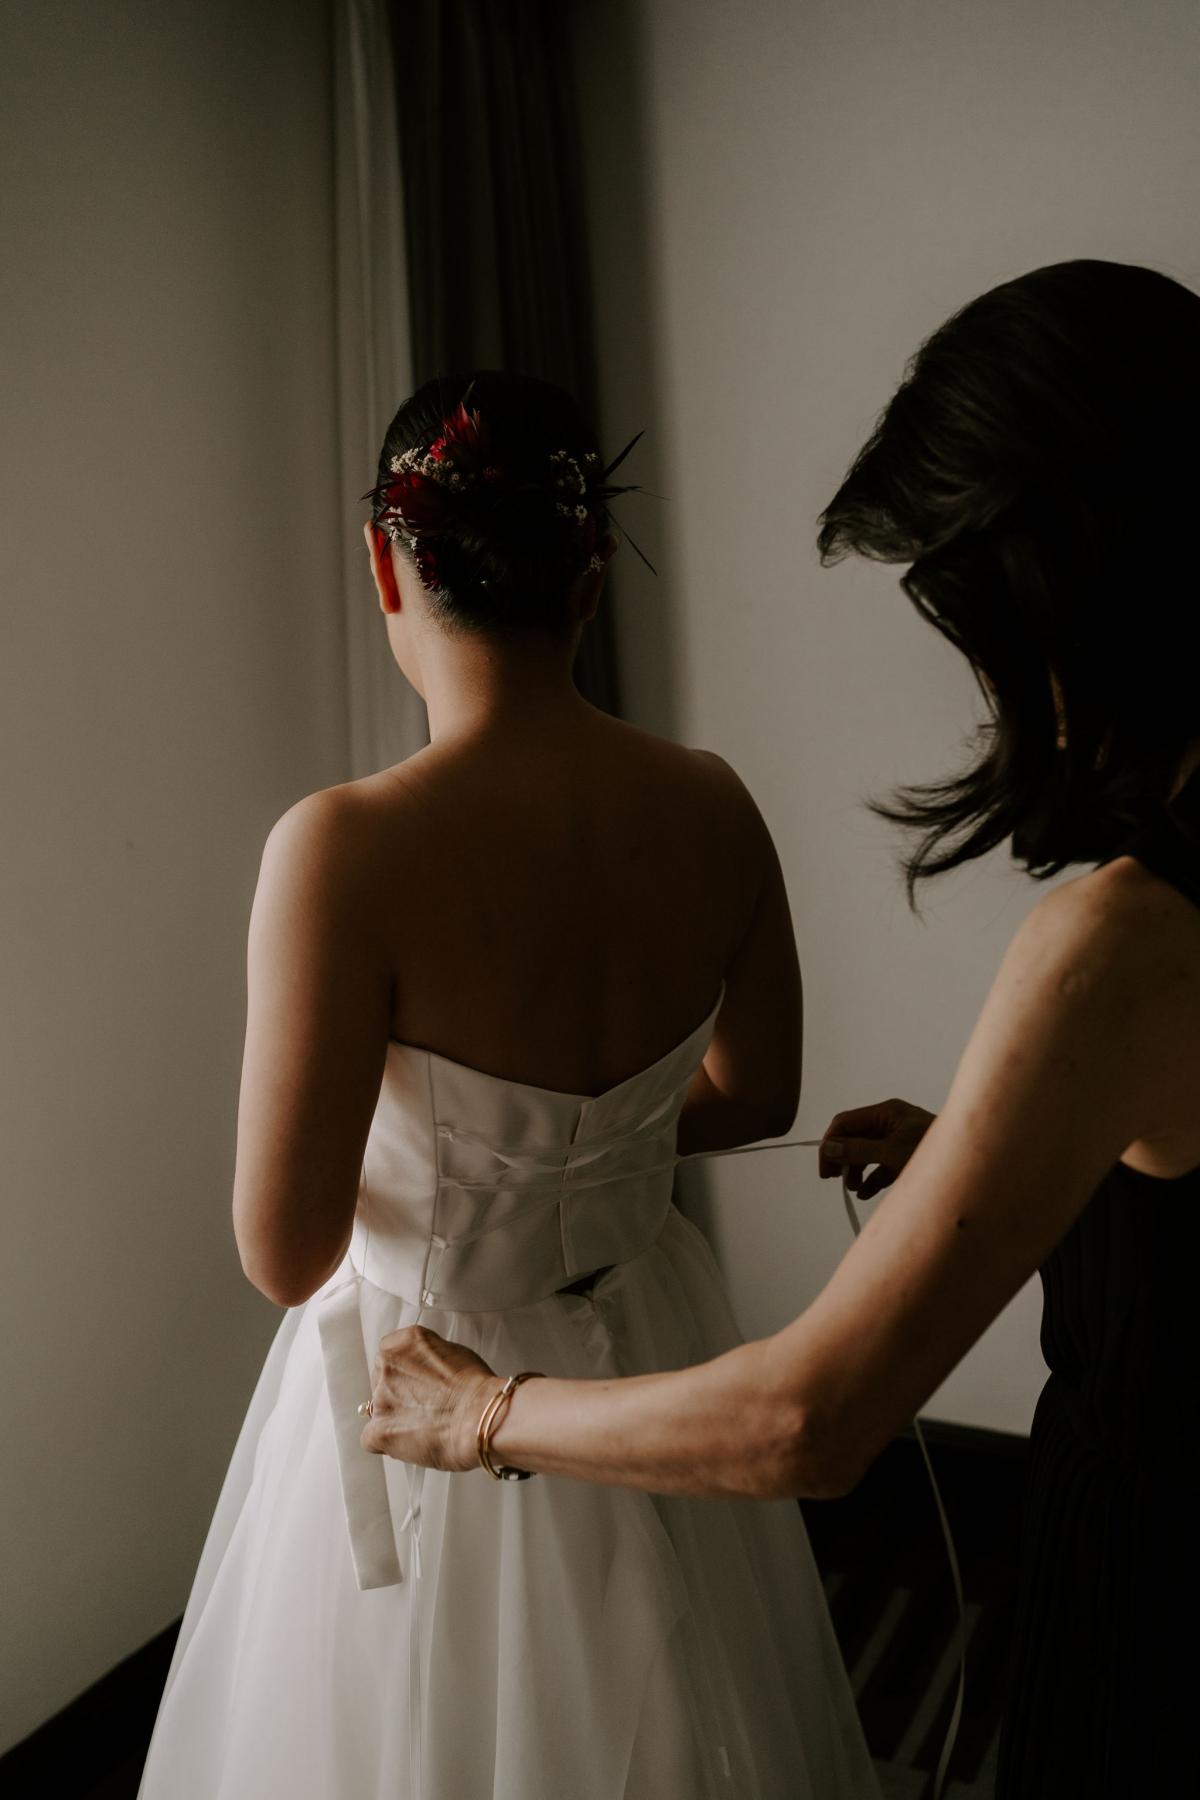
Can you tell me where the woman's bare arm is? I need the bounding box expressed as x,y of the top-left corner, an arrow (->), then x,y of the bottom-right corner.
232,789 -> 393,1307
365,858 -> 1199,1494
675,753 -> 803,1155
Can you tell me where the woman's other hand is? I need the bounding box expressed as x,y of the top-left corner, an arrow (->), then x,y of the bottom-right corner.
359,1326 -> 502,1471
819,1098 -> 936,1198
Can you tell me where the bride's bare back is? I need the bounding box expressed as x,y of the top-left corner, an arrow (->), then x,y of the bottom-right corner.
358,709 -> 772,1093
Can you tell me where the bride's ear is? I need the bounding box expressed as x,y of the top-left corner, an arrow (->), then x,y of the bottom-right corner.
363,521 -> 403,616
575,531 -> 618,624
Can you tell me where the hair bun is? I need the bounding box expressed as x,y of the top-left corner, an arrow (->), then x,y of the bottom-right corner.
476,475 -> 565,542
368,370 -> 635,631
451,477 -> 585,611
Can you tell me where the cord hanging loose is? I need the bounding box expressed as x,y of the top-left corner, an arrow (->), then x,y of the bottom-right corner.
678,1134 -> 966,1800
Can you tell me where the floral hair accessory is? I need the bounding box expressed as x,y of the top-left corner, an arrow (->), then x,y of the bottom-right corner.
363,389 -> 655,592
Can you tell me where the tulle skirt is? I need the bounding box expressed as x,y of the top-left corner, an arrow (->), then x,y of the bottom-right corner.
138,1205 -> 880,1799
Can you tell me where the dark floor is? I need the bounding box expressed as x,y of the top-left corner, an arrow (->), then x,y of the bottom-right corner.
6,1423 -> 1025,1799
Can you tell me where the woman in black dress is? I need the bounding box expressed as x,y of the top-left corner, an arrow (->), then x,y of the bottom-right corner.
360,259 -> 1200,1796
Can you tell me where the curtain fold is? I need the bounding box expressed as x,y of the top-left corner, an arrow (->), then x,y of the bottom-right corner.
389,0 -> 620,714
334,0 -> 430,775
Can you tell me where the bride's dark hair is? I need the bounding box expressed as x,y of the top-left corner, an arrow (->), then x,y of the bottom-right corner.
366,370 -> 639,634
817,258 -> 1200,897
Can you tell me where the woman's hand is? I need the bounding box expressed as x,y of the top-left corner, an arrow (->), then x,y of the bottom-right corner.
359,1325 -> 503,1471
818,1098 -> 936,1199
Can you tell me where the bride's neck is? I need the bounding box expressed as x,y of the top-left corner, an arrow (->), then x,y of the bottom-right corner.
421,632 -> 589,742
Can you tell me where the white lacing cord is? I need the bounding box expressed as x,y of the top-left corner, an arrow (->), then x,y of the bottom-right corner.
678,1137 -> 966,1800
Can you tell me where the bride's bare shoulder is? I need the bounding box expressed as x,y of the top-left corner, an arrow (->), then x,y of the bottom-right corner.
256,757 -> 435,888
683,743 -> 776,839
598,715 -> 759,795
278,748 -> 442,826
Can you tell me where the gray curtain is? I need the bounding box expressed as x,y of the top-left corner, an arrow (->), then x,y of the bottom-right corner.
388,0 -> 620,713
335,0 -> 427,776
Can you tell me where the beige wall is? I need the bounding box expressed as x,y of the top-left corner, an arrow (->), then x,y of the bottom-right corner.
0,0 -> 347,1751
571,0 -> 1200,1432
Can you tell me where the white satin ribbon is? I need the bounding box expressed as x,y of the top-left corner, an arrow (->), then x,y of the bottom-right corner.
316,1272 -> 406,1589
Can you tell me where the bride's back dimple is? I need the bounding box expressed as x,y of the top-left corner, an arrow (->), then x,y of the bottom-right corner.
361,716 -> 760,1094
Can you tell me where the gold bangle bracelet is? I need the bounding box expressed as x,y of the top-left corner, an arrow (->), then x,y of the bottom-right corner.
476,1371 -> 544,1480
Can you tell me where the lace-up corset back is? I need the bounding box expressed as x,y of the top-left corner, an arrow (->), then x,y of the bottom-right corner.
348,988 -> 724,1313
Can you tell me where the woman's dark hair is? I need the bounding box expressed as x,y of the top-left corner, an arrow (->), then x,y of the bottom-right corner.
366,369 -> 637,634
817,258 -> 1200,897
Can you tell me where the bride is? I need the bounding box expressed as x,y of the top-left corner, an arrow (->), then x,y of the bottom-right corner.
136,370 -> 880,1799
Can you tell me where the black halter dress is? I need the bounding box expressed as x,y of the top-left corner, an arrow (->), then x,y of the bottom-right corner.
995,773 -> 1200,1797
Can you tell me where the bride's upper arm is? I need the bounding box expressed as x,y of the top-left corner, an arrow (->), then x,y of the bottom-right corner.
770,862 -> 1192,1494
232,788 -> 394,1307
692,750 -> 802,1135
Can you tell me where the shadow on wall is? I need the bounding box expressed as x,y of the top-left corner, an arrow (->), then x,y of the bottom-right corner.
571,0 -> 684,742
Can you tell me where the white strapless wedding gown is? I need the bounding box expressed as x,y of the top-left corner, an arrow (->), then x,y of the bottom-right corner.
138,987 -> 881,1799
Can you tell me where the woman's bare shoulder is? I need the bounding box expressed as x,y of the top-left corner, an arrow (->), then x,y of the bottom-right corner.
1021,854 -> 1200,987
269,748 -> 442,834
986,857 -> 1200,1149
631,732 -> 770,823
570,715 -> 773,842
589,712 -> 748,779
257,757 -> 438,904
652,739 -> 775,868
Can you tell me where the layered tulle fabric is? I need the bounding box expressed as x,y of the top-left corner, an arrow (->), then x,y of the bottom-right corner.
139,1000 -> 880,1799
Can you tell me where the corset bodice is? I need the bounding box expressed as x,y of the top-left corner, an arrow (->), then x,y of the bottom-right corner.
314,985 -> 724,1590
349,986 -> 723,1313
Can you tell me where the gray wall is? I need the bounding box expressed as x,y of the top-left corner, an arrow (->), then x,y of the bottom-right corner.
0,0 -> 347,1751
571,0 -> 1200,1433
